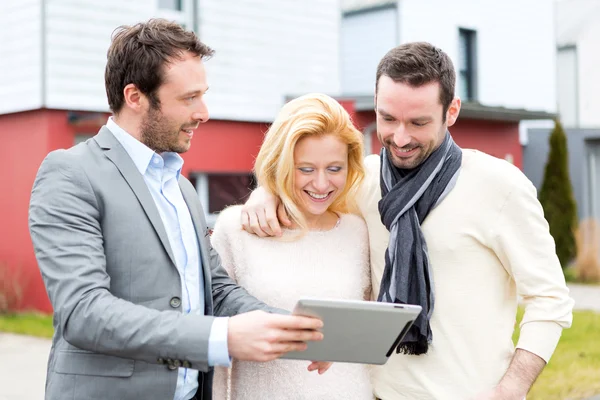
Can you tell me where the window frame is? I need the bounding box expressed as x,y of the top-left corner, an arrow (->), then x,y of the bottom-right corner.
458,27 -> 478,102
192,172 -> 257,226
158,0 -> 182,11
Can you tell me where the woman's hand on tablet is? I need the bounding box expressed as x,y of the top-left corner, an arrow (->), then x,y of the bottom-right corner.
307,361 -> 333,374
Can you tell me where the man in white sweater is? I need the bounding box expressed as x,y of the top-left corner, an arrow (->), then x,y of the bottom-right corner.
241,42 -> 574,400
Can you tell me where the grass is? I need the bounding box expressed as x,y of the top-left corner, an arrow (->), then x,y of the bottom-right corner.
564,267 -> 578,282
564,267 -> 600,285
514,308 -> 600,400
1,309 -> 599,399
0,313 -> 53,338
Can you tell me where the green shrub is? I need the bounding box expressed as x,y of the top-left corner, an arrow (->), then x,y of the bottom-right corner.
539,120 -> 578,268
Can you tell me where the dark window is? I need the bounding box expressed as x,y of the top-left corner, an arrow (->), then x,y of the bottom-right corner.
458,28 -> 477,101
158,0 -> 182,11
208,174 -> 257,213
190,173 -> 257,214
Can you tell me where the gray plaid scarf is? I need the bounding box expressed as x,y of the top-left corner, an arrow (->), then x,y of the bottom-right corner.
378,132 -> 462,355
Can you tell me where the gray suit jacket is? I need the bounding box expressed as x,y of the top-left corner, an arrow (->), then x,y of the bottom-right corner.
29,126 -> 275,400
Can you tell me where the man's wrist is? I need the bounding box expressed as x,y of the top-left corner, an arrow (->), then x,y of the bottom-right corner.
495,348 -> 545,399
496,379 -> 528,399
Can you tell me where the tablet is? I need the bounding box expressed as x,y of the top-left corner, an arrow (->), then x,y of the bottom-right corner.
281,298 -> 422,365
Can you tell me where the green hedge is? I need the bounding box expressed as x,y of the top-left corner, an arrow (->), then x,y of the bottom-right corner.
539,120 -> 578,268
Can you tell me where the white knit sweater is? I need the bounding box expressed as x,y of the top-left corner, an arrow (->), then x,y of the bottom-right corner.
211,206 -> 373,400
359,150 -> 574,400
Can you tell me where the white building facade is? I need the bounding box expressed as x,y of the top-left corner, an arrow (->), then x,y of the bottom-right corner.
340,0 -> 557,114
556,0 -> 600,128
0,0 -> 341,121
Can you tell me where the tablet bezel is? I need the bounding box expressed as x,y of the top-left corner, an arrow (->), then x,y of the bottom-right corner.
281,297 -> 422,365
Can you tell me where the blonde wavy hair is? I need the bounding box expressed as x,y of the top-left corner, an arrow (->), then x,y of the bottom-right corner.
254,93 -> 365,233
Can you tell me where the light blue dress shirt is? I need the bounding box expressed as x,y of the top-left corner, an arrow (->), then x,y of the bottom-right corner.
106,118 -> 230,400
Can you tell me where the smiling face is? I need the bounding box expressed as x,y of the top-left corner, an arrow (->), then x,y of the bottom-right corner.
140,51 -> 210,153
293,134 -> 349,221
376,75 -> 460,170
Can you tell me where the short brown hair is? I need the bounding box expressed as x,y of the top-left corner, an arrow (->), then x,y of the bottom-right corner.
376,42 -> 456,119
105,18 -> 214,114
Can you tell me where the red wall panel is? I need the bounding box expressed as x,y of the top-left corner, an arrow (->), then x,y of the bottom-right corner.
1,106 -> 521,313
452,118 -> 522,169
0,110 -> 52,312
1,110 -> 271,312
181,120 -> 269,175
181,99 -> 359,176
0,110 -> 112,312
357,110 -> 522,169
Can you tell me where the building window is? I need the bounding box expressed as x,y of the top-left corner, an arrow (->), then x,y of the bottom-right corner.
158,0 -> 182,10
191,173 -> 257,226
458,28 -> 477,101
341,3 -> 398,95
157,0 -> 192,33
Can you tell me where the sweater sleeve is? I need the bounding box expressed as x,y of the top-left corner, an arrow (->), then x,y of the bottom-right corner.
210,206 -> 241,282
210,207 -> 237,400
489,175 -> 574,363
212,366 -> 231,400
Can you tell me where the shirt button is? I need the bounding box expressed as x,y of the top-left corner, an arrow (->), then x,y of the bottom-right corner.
173,359 -> 182,368
157,357 -> 165,365
169,297 -> 181,308
182,360 -> 192,368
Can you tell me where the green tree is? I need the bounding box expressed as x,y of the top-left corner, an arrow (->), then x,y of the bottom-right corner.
539,120 -> 578,268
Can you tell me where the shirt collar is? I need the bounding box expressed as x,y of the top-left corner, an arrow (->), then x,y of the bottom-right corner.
105,117 -> 184,176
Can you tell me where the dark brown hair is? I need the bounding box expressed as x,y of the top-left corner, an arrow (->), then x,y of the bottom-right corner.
105,18 -> 214,114
376,42 -> 456,119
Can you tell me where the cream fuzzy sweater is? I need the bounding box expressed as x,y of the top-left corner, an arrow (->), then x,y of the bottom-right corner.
211,206 -> 373,400
359,150 -> 574,400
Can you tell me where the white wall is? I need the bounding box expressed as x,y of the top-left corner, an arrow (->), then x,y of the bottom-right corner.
43,0 -> 161,112
341,5 -> 397,95
556,0 -> 600,127
199,0 -> 341,122
341,0 -> 392,12
575,21 -> 600,127
555,0 -> 599,48
557,46 -> 578,126
0,0 -> 43,114
554,1 -> 600,222
3,0 -> 341,122
399,0 -> 557,113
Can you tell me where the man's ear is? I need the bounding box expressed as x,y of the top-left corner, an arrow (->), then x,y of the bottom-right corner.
446,97 -> 461,127
122,83 -> 146,113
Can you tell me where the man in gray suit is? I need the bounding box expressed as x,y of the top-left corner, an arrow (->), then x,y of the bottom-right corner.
28,19 -> 326,400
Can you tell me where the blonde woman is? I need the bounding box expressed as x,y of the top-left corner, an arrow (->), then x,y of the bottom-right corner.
211,93 -> 373,400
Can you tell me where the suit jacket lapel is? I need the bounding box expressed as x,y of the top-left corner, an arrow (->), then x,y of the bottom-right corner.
178,177 -> 213,314
93,126 -> 178,268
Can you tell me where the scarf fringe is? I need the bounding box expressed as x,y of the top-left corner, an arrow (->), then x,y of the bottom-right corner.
396,340 -> 429,356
